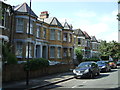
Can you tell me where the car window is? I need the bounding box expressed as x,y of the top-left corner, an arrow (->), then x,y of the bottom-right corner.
78,62 -> 92,68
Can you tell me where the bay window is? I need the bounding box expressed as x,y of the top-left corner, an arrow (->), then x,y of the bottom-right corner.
16,18 -> 24,33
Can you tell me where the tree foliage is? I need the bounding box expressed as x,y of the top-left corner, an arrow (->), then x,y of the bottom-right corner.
75,48 -> 83,63
99,40 -> 120,59
2,42 -> 17,64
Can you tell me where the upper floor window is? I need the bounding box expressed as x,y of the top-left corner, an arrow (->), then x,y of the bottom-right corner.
58,31 -> 61,40
50,29 -> 55,40
43,28 -> 46,39
78,38 -> 81,45
36,26 -> 40,38
69,34 -> 72,42
63,33 -> 67,42
16,18 -> 24,33
27,21 -> 33,34
74,37 -> 76,44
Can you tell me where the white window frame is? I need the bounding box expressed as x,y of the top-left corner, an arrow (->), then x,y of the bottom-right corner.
50,29 -> 55,40
26,44 -> 32,58
63,33 -> 67,41
58,31 -> 61,40
16,18 -> 24,33
16,42 -> 23,58
57,47 -> 61,58
36,26 -> 40,38
50,46 -> 55,58
27,22 -> 33,34
43,28 -> 46,39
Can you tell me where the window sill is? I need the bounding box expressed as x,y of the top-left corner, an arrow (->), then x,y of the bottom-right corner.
50,57 -> 55,58
16,31 -> 24,33
16,56 -> 23,58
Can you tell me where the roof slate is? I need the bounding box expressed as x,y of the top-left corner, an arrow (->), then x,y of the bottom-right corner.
91,36 -> 98,42
43,17 -> 62,27
83,31 -> 91,39
63,22 -> 71,29
14,2 -> 38,18
74,29 -> 85,36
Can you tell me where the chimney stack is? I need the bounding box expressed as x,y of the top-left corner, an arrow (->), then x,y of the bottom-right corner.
40,11 -> 49,19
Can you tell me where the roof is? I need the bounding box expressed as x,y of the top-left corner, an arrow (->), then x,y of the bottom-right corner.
43,17 -> 63,27
74,29 -> 85,36
14,2 -> 38,18
83,31 -> 91,39
91,36 -> 98,42
62,22 -> 73,30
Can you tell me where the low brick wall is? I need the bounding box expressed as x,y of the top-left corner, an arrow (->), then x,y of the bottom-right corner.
2,64 -> 73,82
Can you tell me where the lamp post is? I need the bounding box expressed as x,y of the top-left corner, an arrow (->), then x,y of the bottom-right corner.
26,0 -> 31,85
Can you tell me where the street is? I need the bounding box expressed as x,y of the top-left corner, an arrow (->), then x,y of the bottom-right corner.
41,66 -> 120,89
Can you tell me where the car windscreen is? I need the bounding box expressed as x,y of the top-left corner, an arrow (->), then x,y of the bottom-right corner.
97,61 -> 106,65
78,62 -> 91,68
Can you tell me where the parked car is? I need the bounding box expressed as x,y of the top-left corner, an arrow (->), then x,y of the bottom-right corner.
117,60 -> 120,66
97,61 -> 111,72
48,60 -> 61,65
108,61 -> 117,69
73,61 -> 100,79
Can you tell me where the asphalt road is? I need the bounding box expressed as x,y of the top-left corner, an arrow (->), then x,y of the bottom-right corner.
42,66 -> 120,89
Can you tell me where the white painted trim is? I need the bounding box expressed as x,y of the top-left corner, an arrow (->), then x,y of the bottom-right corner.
77,36 -> 85,39
91,42 -> 97,44
15,15 -> 36,22
0,35 -> 9,41
42,25 -> 48,28
36,23 -> 42,26
49,27 -> 62,31
49,45 -> 62,47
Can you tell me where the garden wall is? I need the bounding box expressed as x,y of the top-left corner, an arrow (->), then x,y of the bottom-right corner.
2,64 -> 74,82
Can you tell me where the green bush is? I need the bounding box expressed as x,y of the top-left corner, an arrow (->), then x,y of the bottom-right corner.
101,56 -> 109,60
24,58 -> 49,71
7,53 -> 17,64
82,58 -> 99,62
75,48 -> 83,63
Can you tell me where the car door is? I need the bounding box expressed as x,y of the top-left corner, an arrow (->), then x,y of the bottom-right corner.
91,63 -> 96,75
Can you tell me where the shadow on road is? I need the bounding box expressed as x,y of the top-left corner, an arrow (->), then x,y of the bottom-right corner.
105,87 -> 120,90
95,73 -> 109,79
41,84 -> 62,89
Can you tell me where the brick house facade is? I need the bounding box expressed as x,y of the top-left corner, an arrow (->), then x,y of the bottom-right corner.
1,2 -> 100,64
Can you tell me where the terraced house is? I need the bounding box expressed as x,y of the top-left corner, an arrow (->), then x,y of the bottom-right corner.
62,21 -> 74,63
1,1 -> 100,64
73,29 -> 86,58
91,36 -> 100,58
0,1 -> 13,43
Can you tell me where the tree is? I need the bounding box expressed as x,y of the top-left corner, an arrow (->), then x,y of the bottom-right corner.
75,48 -> 83,63
99,40 -> 120,60
2,42 -> 17,65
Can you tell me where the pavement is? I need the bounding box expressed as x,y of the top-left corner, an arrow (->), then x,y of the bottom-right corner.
2,71 -> 75,90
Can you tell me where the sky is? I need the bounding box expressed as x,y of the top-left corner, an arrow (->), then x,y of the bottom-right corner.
3,0 -> 118,42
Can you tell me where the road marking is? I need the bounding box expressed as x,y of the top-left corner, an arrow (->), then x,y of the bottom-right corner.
72,85 -> 77,88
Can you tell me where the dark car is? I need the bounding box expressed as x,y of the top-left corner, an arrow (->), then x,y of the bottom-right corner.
117,60 -> 120,66
73,61 -> 100,79
108,61 -> 117,69
97,61 -> 111,72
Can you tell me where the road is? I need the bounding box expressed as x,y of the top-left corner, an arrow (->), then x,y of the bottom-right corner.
42,66 -> 120,89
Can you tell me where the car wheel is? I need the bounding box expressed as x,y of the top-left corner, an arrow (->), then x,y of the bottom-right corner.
97,71 -> 100,76
109,69 -> 111,72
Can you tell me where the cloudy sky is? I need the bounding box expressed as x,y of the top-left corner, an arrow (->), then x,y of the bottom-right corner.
4,0 -> 118,42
